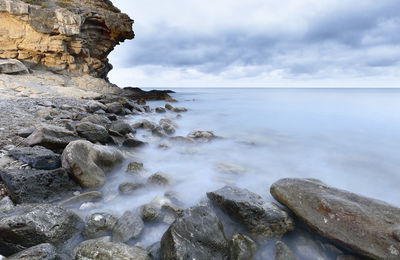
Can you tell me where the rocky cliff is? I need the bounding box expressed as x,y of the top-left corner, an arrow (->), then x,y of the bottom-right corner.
0,0 -> 134,79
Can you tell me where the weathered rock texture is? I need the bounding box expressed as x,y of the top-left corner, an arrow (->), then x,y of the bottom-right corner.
271,178 -> 400,260
0,0 -> 134,79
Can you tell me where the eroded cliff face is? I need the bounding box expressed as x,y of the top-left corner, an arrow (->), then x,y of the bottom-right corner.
0,0 -> 134,79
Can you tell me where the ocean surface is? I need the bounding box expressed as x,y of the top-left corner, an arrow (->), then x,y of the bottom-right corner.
92,88 -> 400,256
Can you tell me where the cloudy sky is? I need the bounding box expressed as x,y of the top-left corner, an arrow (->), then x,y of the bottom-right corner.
108,0 -> 400,88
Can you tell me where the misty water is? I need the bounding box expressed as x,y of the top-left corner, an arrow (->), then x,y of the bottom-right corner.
84,88 -> 400,258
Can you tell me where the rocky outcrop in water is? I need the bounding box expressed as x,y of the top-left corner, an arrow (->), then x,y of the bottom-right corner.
0,0 -> 134,79
271,178 -> 400,260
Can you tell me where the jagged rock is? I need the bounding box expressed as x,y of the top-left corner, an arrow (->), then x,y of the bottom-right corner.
9,146 -> 61,170
24,124 -> 79,151
109,121 -> 134,135
118,182 -> 145,195
6,243 -> 58,260
230,234 -> 258,260
82,212 -> 118,239
123,87 -> 175,101
275,241 -> 298,260
76,122 -> 111,144
207,185 -> 294,238
123,138 -> 146,148
0,168 -> 79,204
126,161 -> 145,175
112,211 -> 144,243
0,0 -> 134,78
107,102 -> 124,115
155,107 -> 166,113
160,203 -> 230,259
75,241 -> 149,260
62,140 -> 124,188
270,178 -> 400,260
0,204 -> 82,256
147,172 -> 171,187
147,242 -> 161,260
81,114 -> 111,128
59,191 -> 103,208
139,203 -> 161,222
0,59 -> 28,74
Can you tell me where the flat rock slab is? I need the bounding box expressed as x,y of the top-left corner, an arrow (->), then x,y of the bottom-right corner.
0,168 -> 79,204
207,185 -> 294,238
270,178 -> 400,260
9,146 -> 61,170
0,59 -> 28,74
7,243 -> 59,260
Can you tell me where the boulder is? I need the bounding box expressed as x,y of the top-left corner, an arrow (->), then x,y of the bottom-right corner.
123,138 -> 146,148
112,211 -> 144,243
275,241 -> 298,260
59,191 -> 103,208
76,122 -> 111,144
165,104 -> 173,110
160,122 -> 175,135
82,212 -> 118,239
160,203 -> 230,259
147,172 -> 171,187
0,197 -> 13,212
172,107 -> 187,113
139,203 -> 161,222
118,182 -> 145,195
155,107 -> 166,113
62,140 -> 124,188
86,101 -> 108,113
81,114 -> 111,128
187,130 -> 217,142
75,241 -> 150,260
9,146 -> 61,170
270,178 -> 400,260
230,234 -> 258,260
109,121 -> 134,136
24,124 -> 79,152
207,186 -> 294,237
0,204 -> 82,256
126,162 -> 145,175
0,59 -> 28,74
0,168 -> 79,204
107,102 -> 124,115
7,243 -> 58,260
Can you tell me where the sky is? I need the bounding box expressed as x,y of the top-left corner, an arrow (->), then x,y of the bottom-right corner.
108,0 -> 400,88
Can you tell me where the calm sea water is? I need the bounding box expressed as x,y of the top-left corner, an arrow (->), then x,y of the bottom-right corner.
93,88 -> 400,253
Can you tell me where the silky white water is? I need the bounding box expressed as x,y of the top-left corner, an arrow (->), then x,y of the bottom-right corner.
87,88 -> 400,257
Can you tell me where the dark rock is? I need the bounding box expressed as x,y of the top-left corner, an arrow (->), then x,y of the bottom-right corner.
7,243 -> 58,260
155,107 -> 166,113
75,241 -> 149,260
81,114 -> 112,128
161,203 -> 184,218
16,127 -> 35,138
86,101 -> 107,113
165,104 -> 173,110
59,191 -> 103,208
132,119 -> 158,130
126,162 -> 145,175
0,204 -> 83,256
76,122 -> 111,144
160,203 -> 229,259
275,241 -> 298,260
207,185 -> 294,238
112,211 -> 144,243
147,172 -> 171,186
118,182 -> 145,195
71,112 -> 89,121
109,121 -> 134,135
107,114 -> 118,121
140,203 -> 161,222
337,255 -> 363,260
270,178 -> 400,260
123,138 -> 146,148
230,234 -> 258,260
0,168 -> 79,204
24,124 -> 79,152
82,212 -> 118,239
62,140 -> 124,188
9,146 -> 61,170
147,242 -> 161,260
123,87 -> 175,101
143,105 -> 151,113
107,102 -> 124,115
172,107 -> 187,113
65,121 -> 79,133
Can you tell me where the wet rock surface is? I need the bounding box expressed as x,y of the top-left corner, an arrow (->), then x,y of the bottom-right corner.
0,168 -> 79,204
207,185 -> 294,237
160,203 -> 230,259
82,212 -> 118,239
6,243 -> 59,260
230,233 -> 258,260
75,241 -> 150,260
271,178 -> 400,260
9,146 -> 61,170
76,122 -> 111,144
112,211 -> 144,243
275,241 -> 298,260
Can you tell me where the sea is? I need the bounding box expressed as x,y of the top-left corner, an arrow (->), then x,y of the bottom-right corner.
89,88 -> 400,258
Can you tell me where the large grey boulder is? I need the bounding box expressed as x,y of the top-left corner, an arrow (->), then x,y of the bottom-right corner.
0,59 -> 28,74
207,186 -> 294,238
7,243 -> 59,260
24,124 -> 79,152
62,140 -> 124,188
0,204 -> 83,256
76,122 -> 111,144
160,203 -> 230,259
109,121 -> 134,136
9,146 -> 61,170
81,114 -> 111,128
112,211 -> 144,243
0,168 -> 79,204
75,241 -> 150,260
270,178 -> 400,260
